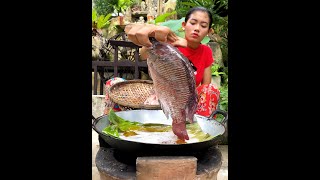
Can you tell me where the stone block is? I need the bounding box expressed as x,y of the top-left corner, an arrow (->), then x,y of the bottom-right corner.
136,156 -> 197,180
92,95 -> 106,118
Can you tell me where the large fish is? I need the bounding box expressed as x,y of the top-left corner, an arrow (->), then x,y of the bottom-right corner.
146,38 -> 198,140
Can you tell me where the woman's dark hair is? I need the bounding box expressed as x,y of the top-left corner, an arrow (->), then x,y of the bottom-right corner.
185,6 -> 213,30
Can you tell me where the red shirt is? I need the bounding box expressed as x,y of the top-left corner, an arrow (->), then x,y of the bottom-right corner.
177,44 -> 214,86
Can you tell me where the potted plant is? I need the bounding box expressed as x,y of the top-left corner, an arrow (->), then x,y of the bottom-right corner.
113,0 -> 134,25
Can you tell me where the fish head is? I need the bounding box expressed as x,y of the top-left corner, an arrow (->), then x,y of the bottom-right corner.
147,38 -> 173,62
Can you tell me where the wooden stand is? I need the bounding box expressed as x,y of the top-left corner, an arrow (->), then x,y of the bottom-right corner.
96,146 -> 222,180
136,156 -> 197,180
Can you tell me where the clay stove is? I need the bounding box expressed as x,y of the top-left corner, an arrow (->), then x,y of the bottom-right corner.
95,137 -> 223,180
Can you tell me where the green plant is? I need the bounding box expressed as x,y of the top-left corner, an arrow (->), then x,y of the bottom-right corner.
93,0 -> 133,17
113,0 -> 134,16
154,11 -> 177,24
92,9 -> 112,29
175,0 -> 228,20
211,64 -> 225,77
218,81 -> 228,112
93,0 -> 117,16
211,63 -> 228,114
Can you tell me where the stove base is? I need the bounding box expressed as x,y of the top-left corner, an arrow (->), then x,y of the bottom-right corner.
96,146 -> 222,180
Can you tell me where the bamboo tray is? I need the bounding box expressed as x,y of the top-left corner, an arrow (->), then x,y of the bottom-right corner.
108,80 -> 161,110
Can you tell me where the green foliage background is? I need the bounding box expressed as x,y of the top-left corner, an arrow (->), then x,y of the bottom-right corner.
93,0 -> 117,16
93,0 -> 134,16
175,0 -> 228,65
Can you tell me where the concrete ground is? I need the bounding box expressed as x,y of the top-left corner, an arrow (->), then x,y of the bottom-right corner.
92,95 -> 228,180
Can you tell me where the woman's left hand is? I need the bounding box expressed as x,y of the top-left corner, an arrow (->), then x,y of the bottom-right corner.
125,23 -> 187,48
171,36 -> 187,48
125,23 -> 178,47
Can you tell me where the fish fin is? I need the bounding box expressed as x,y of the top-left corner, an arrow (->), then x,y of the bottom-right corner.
185,94 -> 198,123
185,108 -> 194,123
159,100 -> 170,119
147,62 -> 154,80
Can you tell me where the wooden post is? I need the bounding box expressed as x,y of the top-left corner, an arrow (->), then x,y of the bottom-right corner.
114,46 -> 118,77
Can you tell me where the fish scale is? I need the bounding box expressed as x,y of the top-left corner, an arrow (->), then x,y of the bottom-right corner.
146,38 -> 198,140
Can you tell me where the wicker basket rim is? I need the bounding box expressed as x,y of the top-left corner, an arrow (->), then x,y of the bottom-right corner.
108,79 -> 161,109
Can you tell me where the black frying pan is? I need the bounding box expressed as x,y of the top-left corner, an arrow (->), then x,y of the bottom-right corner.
92,109 -> 227,154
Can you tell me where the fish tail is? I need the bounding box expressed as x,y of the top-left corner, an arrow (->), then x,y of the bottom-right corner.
172,110 -> 189,140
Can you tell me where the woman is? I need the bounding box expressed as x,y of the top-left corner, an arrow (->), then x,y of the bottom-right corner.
124,6 -> 220,117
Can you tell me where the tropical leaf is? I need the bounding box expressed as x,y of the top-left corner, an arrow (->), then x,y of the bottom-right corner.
155,11 -> 177,24
114,0 -> 134,14
92,9 -> 98,22
103,14 -> 112,23
97,13 -> 112,29
160,17 -> 185,33
97,16 -> 105,29
201,36 -> 210,44
175,31 -> 185,39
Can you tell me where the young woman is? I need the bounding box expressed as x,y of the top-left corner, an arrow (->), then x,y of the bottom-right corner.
124,6 -> 220,117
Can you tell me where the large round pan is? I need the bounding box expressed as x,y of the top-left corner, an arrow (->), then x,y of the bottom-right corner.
92,109 -> 227,154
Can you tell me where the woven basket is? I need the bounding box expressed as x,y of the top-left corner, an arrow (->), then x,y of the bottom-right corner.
108,80 -> 161,110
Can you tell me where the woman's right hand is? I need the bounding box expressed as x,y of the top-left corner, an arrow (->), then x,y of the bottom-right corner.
124,23 -> 179,48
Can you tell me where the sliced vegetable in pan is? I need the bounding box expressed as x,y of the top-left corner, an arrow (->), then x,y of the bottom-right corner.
102,109 -> 171,138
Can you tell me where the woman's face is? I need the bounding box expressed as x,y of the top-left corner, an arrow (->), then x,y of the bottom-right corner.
182,11 -> 211,45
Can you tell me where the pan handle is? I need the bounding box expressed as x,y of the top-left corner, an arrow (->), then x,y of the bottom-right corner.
92,115 -> 97,126
92,115 -> 102,135
209,109 -> 228,125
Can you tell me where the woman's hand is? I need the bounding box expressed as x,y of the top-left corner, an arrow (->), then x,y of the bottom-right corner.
125,23 -> 182,48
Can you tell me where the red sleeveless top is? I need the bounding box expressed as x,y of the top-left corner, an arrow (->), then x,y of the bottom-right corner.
177,44 -> 214,86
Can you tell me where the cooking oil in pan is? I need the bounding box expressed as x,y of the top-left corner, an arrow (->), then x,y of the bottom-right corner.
119,123 -> 214,144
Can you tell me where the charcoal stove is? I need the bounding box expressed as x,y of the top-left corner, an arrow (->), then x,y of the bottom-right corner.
95,136 -> 223,180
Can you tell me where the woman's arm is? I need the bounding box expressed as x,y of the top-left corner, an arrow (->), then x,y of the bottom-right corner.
126,24 -> 187,60
125,23 -> 178,47
125,23 -> 187,47
202,66 -> 212,85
